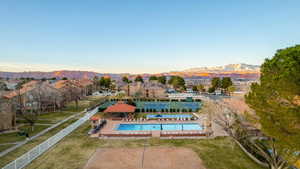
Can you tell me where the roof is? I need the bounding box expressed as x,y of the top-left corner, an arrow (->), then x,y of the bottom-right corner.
22,80 -> 39,88
53,80 -> 82,89
78,79 -> 93,87
53,80 -> 69,89
3,81 -> 39,99
90,115 -> 101,121
104,102 -> 136,113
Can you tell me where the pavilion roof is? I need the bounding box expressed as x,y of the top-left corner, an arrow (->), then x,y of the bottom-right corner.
90,115 -> 101,121
104,102 -> 136,113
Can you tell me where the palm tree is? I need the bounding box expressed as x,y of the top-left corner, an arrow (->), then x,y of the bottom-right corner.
122,76 -> 132,96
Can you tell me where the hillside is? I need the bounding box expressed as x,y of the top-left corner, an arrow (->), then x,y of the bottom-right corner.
0,64 -> 260,80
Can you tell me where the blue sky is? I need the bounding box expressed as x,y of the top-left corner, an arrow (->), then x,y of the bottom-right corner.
0,0 -> 299,73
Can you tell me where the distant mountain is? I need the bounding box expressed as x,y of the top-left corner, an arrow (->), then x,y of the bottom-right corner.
183,63 -> 260,73
0,63 -> 260,80
0,70 -> 122,80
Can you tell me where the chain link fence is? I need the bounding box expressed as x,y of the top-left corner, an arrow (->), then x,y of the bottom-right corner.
2,106 -> 99,169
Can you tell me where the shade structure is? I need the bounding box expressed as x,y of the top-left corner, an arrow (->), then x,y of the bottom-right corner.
90,115 -> 101,121
104,102 -> 136,113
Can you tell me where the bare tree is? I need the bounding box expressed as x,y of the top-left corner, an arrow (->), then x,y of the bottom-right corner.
66,85 -> 81,110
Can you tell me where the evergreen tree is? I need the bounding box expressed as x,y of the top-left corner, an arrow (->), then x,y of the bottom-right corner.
245,45 -> 300,162
134,75 -> 144,83
149,76 -> 158,81
168,76 -> 185,90
211,77 -> 221,89
157,76 -> 167,85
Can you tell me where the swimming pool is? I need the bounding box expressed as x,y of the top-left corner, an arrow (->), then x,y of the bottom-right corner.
116,123 -> 203,131
147,114 -> 192,119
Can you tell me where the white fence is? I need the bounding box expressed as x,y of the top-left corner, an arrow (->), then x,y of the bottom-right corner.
2,106 -> 99,169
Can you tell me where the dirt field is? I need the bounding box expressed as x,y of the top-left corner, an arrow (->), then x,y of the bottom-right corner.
84,147 -> 206,169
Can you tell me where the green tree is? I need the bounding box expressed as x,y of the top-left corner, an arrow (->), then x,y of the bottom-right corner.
149,75 -> 158,81
197,84 -> 205,92
227,85 -> 236,95
122,76 -> 132,96
192,85 -> 198,92
122,76 -> 130,83
208,87 -> 215,93
221,77 -> 233,95
157,76 -> 167,85
99,77 -> 111,89
62,77 -> 68,80
168,76 -> 185,90
245,45 -> 300,163
221,77 -> 233,89
134,75 -> 144,83
211,77 -> 221,89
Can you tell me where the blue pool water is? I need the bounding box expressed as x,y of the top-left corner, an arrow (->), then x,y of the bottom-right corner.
116,123 -> 203,131
147,114 -> 192,119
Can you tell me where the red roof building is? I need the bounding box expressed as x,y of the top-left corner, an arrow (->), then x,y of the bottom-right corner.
104,102 -> 136,113
90,115 -> 101,121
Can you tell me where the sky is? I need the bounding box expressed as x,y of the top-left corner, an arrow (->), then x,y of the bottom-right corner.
0,0 -> 300,74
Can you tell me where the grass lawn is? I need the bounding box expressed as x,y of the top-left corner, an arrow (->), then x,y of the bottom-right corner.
23,122 -> 266,169
0,132 -> 25,145
0,125 -> 50,145
62,96 -> 105,112
37,111 -> 79,123
0,145 -> 14,153
0,96 -> 105,145
0,118 -> 78,168
15,96 -> 105,124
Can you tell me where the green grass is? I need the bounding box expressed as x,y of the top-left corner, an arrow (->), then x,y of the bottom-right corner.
19,125 -> 51,136
0,96 -> 104,145
37,111 -> 78,122
22,122 -> 266,169
0,132 -> 25,144
62,96 -> 105,112
0,118 -> 78,168
0,125 -> 50,144
0,144 -> 15,153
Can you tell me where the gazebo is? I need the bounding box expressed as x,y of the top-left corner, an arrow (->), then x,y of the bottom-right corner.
90,115 -> 101,128
104,102 -> 136,119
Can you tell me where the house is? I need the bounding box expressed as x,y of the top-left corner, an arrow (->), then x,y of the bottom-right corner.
121,81 -> 167,98
0,93 -> 16,131
77,79 -> 94,96
3,81 -> 63,113
4,79 -> 19,90
53,80 -> 83,105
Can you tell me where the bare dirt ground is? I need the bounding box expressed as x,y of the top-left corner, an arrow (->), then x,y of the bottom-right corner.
84,147 -> 206,169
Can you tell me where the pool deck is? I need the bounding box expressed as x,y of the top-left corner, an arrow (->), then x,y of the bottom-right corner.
92,114 -> 226,139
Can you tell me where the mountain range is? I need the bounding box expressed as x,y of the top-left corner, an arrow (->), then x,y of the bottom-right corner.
183,63 -> 260,73
0,63 -> 260,80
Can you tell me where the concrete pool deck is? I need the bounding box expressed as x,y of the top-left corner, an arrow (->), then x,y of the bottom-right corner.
91,113 -> 227,139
